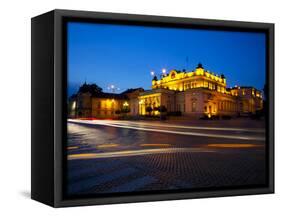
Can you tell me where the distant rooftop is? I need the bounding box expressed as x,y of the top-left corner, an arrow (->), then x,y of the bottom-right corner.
91,92 -> 128,100
121,88 -> 144,94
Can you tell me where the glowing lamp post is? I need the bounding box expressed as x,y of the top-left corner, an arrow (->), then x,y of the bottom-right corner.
161,68 -> 167,77
123,101 -> 129,107
107,84 -> 119,93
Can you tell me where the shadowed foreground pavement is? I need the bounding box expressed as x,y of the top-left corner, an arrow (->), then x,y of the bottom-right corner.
66,120 -> 266,196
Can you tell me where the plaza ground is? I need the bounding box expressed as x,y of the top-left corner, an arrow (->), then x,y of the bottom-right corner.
66,118 -> 266,196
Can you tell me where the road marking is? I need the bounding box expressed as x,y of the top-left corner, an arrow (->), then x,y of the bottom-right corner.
67,146 -> 79,150
207,144 -> 262,148
68,120 -> 265,141
140,144 -> 171,147
68,148 -> 215,160
97,144 -> 119,148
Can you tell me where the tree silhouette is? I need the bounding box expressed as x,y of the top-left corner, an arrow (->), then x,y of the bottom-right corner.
115,110 -> 121,115
146,106 -> 153,115
78,83 -> 103,94
157,105 -> 167,120
157,105 -> 167,113
121,108 -> 130,114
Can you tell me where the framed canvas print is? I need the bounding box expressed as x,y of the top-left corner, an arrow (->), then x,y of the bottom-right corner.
31,9 -> 274,207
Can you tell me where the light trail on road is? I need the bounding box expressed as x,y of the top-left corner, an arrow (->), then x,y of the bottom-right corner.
68,119 -> 265,141
103,120 -> 265,133
68,147 -> 216,160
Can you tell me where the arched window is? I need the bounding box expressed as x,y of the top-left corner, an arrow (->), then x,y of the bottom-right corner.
204,106 -> 207,112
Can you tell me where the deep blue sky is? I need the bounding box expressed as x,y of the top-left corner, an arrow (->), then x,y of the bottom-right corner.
67,22 -> 266,96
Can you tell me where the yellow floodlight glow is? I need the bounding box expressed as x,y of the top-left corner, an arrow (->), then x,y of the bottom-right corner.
207,144 -> 260,148
67,146 -> 79,150
72,101 -> 76,110
97,144 -> 119,148
140,144 -> 171,147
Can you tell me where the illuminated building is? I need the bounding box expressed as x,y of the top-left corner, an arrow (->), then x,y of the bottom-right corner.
139,63 -> 263,117
69,63 -> 263,119
68,87 -> 143,118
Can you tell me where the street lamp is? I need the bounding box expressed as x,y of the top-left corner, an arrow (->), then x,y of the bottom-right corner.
107,84 -> 119,93
123,101 -> 129,107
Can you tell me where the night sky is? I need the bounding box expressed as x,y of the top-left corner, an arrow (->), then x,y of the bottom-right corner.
67,21 -> 266,96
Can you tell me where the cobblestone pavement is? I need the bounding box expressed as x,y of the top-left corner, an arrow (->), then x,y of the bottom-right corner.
66,120 -> 266,196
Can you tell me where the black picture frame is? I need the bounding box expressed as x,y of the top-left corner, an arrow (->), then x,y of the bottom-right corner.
31,9 -> 274,207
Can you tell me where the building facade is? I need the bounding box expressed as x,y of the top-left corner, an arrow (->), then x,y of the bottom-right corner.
139,63 -> 263,118
68,63 -> 263,119
68,87 -> 144,119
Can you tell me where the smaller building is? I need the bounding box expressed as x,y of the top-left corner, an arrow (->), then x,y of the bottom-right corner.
68,83 -> 144,119
229,86 -> 263,115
